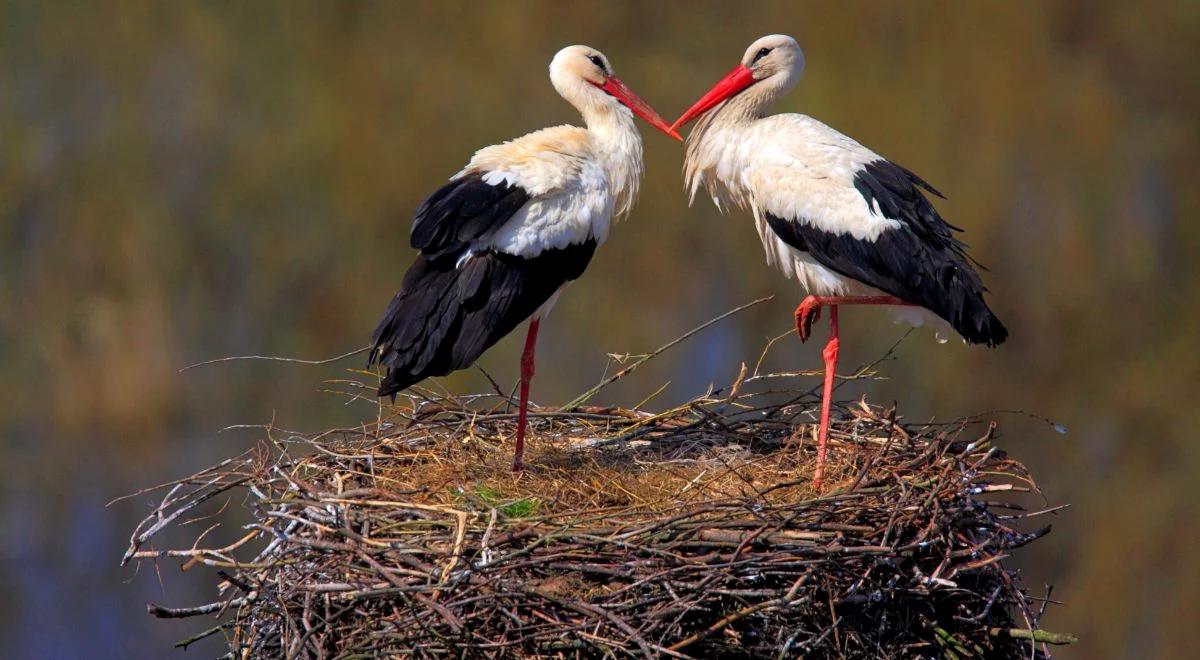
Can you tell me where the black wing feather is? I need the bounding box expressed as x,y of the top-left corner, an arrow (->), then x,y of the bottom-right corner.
410,173 -> 531,259
765,159 -> 1007,346
369,169 -> 570,396
368,242 -> 597,397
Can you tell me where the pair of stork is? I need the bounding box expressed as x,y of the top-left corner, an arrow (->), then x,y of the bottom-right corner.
369,35 -> 1007,485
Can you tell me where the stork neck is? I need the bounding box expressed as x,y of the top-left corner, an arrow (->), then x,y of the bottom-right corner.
682,82 -> 785,210
723,84 -> 775,123
584,106 -> 643,216
690,81 -> 780,139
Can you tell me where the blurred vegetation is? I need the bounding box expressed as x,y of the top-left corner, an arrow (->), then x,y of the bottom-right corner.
2,1 -> 1198,657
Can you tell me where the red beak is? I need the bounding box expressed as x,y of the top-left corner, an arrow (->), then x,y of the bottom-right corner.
598,76 -> 682,141
670,64 -> 757,132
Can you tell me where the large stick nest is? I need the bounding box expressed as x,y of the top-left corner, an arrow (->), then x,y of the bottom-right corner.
124,364 -> 1069,658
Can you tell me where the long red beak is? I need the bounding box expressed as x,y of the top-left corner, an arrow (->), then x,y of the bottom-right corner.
598,76 -> 682,141
670,64 -> 757,132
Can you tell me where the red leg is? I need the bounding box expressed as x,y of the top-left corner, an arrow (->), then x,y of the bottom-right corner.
512,318 -> 540,472
797,295 -> 914,488
813,306 -> 839,489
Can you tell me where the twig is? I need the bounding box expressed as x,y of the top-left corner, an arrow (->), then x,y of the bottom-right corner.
180,345 -> 371,373
561,295 -> 772,410
148,596 -> 252,618
989,627 -> 1078,645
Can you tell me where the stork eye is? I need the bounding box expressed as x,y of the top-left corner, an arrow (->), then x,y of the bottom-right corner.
752,47 -> 772,64
588,55 -> 606,72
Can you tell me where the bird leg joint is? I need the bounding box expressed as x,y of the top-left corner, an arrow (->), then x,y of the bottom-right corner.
822,336 -> 840,363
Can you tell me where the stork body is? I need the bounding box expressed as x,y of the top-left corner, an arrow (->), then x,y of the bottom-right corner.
370,46 -> 677,470
673,35 -> 1006,486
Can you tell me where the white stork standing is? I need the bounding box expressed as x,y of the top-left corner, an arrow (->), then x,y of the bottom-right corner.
370,45 -> 679,471
671,35 -> 1007,486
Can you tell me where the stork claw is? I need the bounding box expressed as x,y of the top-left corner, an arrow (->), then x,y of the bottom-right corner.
794,296 -> 822,342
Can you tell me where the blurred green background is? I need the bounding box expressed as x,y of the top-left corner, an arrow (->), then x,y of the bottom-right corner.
3,1 -> 1198,657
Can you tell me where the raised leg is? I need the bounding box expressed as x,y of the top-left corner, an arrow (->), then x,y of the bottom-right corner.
813,306 -> 839,488
795,295 -> 915,488
512,318 -> 540,472
794,295 -> 912,342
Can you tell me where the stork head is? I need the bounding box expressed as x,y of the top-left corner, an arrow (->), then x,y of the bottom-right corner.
550,45 -> 681,140
670,34 -> 806,132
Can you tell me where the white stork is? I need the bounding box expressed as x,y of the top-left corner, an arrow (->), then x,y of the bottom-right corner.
671,35 -> 1007,486
370,45 -> 679,470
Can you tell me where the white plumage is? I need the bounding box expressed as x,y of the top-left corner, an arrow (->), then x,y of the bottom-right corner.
672,34 -> 1006,486
468,128 -> 617,258
689,112 -> 950,337
369,44 -> 677,471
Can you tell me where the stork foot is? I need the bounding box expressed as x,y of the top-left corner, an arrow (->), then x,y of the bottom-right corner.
794,296 -> 823,343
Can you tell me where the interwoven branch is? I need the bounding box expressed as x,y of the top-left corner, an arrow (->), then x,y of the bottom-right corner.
124,374 -> 1068,658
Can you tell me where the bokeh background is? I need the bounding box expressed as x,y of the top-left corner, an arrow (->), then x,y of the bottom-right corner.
3,1 -> 1198,657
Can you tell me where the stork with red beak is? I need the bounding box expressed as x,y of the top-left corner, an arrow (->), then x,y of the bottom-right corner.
370,45 -> 679,471
671,35 -> 1007,487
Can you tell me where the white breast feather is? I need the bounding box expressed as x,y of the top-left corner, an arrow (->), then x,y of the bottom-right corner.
488,160 -> 612,257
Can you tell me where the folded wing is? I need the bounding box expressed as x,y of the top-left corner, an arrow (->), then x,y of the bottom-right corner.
370,129 -> 606,396
751,123 -> 1006,346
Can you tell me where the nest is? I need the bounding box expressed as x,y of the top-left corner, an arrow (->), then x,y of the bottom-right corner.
124,364 -> 1073,658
